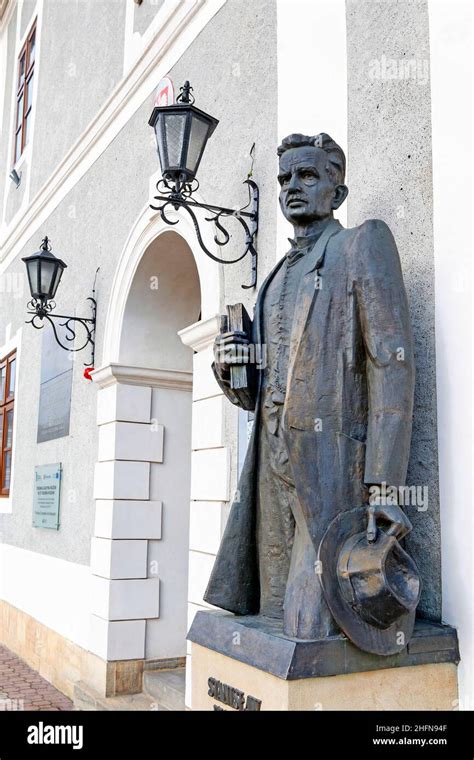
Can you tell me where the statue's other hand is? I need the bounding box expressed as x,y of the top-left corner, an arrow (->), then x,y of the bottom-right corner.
366,501 -> 412,543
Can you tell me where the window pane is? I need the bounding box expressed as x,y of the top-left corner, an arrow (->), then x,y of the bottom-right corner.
16,96 -> 24,129
24,110 -> 31,146
29,31 -> 36,67
5,410 -> 13,449
19,54 -> 25,88
8,359 -> 16,398
2,451 -> 11,490
15,129 -> 22,162
0,366 -> 5,401
0,409 -> 3,482
26,72 -> 34,110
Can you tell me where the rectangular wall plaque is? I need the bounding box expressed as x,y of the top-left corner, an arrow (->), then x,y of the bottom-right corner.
37,327 -> 73,443
32,463 -> 62,530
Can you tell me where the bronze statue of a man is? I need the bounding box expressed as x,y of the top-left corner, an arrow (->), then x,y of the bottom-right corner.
205,133 -> 417,651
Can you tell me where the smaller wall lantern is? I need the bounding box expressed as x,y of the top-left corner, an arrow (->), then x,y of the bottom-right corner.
23,236 -> 67,305
149,81 -> 259,288
22,237 -> 98,368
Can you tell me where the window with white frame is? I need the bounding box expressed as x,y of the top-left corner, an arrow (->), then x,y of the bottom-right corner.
0,350 -> 16,496
13,19 -> 36,164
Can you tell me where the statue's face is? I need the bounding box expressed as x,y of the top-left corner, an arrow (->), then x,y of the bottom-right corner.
278,146 -> 339,226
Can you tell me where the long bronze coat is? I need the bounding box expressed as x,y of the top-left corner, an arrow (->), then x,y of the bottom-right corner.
204,218 -> 415,615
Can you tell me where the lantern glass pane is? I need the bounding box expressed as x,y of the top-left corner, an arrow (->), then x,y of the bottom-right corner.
186,115 -> 209,174
154,117 -> 167,173
25,259 -> 37,297
50,263 -> 65,298
39,259 -> 56,298
163,112 -> 187,168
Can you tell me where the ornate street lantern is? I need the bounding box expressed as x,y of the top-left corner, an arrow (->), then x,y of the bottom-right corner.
22,237 -> 67,305
149,80 -> 219,192
22,237 -> 98,368
149,81 -> 259,288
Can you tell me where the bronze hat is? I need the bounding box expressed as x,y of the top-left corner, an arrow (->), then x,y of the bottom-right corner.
318,506 -> 421,656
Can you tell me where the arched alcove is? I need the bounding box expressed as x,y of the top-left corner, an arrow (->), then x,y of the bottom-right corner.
91,201 -> 224,681
119,230 -> 201,370
100,202 -> 222,366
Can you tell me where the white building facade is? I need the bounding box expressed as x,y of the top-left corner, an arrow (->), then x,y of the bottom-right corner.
0,0 -> 471,709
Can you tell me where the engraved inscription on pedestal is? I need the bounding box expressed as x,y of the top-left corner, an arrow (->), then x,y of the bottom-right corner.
208,677 -> 261,711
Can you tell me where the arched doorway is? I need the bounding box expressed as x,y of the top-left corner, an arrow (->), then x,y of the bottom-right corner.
90,202 -> 224,696
89,203 -> 222,692
117,230 -> 201,660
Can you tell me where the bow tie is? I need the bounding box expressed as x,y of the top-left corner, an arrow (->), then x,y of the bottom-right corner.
286,232 -> 323,267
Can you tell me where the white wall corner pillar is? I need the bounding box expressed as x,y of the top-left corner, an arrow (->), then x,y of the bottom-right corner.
87,363 -> 169,662
179,316 -> 231,711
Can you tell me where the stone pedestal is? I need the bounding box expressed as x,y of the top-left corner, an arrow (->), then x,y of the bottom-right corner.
187,611 -> 459,711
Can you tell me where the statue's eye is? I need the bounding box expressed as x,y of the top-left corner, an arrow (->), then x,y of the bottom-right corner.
301,170 -> 317,181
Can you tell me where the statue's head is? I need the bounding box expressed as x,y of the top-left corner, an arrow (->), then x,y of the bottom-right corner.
277,133 -> 348,227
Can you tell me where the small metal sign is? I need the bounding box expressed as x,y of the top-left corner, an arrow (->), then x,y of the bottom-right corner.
154,76 -> 174,106
32,463 -> 62,530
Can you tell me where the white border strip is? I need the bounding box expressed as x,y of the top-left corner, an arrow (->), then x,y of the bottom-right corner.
428,0 -> 473,709
0,543 -> 91,649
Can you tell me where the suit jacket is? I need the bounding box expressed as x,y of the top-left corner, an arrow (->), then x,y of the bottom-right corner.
204,218 -> 415,614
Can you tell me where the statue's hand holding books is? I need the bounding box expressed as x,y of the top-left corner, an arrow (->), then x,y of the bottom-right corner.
213,303 -> 256,410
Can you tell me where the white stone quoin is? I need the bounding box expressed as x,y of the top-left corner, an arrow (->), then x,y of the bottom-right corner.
94,500 -> 162,540
97,382 -> 152,425
91,576 -> 160,621
98,421 -> 164,463
90,537 -> 148,580
89,617 -> 147,662
93,461 -> 151,501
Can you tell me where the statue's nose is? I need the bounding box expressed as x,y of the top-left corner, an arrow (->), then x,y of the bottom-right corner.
287,173 -> 300,191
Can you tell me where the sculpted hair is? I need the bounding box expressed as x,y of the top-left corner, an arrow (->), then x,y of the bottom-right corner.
277,133 -> 346,184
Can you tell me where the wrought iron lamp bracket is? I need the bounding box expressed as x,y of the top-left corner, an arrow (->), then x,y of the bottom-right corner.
25,270 -> 99,367
150,176 -> 259,289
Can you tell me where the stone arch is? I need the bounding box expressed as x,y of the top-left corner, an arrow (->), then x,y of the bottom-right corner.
101,202 -> 223,366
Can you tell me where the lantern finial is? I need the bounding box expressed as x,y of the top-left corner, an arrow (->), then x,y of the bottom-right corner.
178,81 -> 194,105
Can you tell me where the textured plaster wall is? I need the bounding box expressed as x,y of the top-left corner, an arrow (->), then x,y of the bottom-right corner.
30,0 -> 126,198
20,0 -> 36,39
0,0 -> 278,566
346,0 -> 440,620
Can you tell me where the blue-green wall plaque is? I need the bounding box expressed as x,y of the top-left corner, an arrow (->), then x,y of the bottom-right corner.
32,463 -> 62,530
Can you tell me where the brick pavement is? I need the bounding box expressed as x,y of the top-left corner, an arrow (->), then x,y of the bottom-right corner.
0,644 -> 73,711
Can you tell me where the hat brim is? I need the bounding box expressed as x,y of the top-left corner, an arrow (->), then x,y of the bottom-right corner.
318,506 -> 416,656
